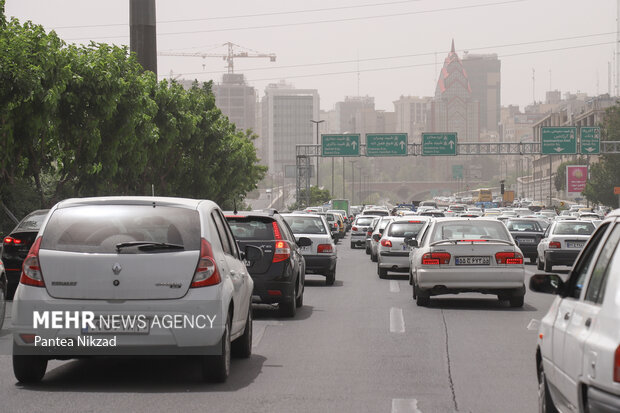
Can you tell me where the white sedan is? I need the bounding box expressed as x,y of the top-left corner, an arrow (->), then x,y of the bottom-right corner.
409,218 -> 526,307
536,220 -> 595,272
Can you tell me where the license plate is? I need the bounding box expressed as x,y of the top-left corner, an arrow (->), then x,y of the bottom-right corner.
455,256 -> 490,265
566,242 -> 585,248
82,317 -> 150,335
243,259 -> 252,267
517,238 -> 535,244
402,244 -> 408,251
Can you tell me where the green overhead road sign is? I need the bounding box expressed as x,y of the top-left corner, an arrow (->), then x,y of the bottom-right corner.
421,133 -> 457,156
580,126 -> 600,155
321,134 -> 360,157
541,127 -> 577,155
366,133 -> 408,156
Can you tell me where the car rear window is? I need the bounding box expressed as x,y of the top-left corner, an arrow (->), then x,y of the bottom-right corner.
554,222 -> 595,235
227,216 -> 276,240
388,222 -> 425,237
507,221 -> 541,232
15,210 -> 49,231
40,205 -> 201,253
364,210 -> 389,216
355,217 -> 375,226
431,221 -> 511,242
283,216 -> 327,234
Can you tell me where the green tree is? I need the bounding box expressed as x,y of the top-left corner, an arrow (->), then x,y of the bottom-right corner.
289,186 -> 331,210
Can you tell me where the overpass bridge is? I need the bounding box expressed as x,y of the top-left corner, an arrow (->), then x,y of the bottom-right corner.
354,180 -> 484,204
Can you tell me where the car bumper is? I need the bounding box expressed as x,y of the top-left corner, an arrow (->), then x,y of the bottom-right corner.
417,266 -> 525,291
516,244 -> 538,257
12,285 -> 228,356
545,249 -> 580,266
378,251 -> 410,271
350,233 -> 366,245
303,254 -> 337,274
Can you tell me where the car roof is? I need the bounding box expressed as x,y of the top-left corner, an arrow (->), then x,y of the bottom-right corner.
56,196 -> 212,210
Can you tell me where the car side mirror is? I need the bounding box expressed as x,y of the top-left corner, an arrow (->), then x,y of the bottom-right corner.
405,237 -> 418,248
372,233 -> 381,242
243,245 -> 263,263
529,273 -> 564,295
297,237 -> 312,247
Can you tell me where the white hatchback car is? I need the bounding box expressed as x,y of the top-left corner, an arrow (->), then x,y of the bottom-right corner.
531,208 -> 620,413
409,218 -> 526,307
282,213 -> 338,285
12,197 -> 259,384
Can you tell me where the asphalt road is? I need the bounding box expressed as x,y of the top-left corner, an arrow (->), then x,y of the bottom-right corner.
0,232 -> 567,413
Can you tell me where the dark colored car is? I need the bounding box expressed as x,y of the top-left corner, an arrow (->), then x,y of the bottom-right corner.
226,210 -> 310,317
505,219 -> 544,264
1,209 -> 49,298
0,259 -> 6,330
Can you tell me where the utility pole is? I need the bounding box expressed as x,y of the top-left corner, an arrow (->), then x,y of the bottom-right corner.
311,120 -> 324,188
130,0 -> 157,75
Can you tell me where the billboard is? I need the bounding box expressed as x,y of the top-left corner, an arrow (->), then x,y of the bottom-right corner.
566,165 -> 588,193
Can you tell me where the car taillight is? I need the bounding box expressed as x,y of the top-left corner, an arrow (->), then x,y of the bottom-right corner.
352,226 -> 358,232
615,345 -> 620,382
549,241 -> 561,249
19,237 -> 44,287
367,231 -> 372,236
191,238 -> 221,288
3,236 -> 22,245
421,252 -> 451,265
317,244 -> 333,253
273,240 -> 291,263
272,221 -> 283,240
381,239 -> 392,247
495,251 -> 523,264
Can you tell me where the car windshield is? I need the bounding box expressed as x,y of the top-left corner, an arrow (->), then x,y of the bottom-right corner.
283,216 -> 326,234
431,220 -> 511,242
40,205 -> 200,253
553,222 -> 595,235
388,222 -> 425,237
506,221 -> 541,232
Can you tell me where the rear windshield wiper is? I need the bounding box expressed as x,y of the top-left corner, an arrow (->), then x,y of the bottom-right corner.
115,242 -> 185,252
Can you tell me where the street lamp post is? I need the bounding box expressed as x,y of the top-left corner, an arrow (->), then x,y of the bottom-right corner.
351,160 -> 357,205
310,120 -> 324,188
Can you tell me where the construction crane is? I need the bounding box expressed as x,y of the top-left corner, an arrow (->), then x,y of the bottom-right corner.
158,42 -> 276,74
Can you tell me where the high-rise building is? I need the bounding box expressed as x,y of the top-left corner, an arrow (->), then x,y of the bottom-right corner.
335,96 -> 375,133
212,73 -> 257,133
393,96 -> 431,140
260,82 -> 319,175
462,52 -> 501,133
430,40 -> 480,143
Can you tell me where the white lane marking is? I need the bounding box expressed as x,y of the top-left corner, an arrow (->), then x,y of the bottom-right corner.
527,319 -> 541,331
252,320 -> 282,348
390,280 -> 400,293
390,307 -> 405,333
392,398 -> 423,413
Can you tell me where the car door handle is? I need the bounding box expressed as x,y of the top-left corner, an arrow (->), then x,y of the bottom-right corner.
564,312 -> 571,320
585,318 -> 592,328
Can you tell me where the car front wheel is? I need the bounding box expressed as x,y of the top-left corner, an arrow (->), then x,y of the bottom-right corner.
538,366 -> 559,413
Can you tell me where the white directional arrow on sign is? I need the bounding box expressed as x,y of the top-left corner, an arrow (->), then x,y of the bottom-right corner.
351,140 -> 358,150
554,147 -> 564,152
449,141 -> 455,149
584,147 -> 595,153
399,141 -> 405,150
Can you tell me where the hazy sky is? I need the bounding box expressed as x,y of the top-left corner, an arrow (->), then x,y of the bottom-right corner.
5,0 -> 618,112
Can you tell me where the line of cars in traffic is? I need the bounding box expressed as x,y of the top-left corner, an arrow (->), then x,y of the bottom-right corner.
351,202 -> 620,411
1,197 -> 344,384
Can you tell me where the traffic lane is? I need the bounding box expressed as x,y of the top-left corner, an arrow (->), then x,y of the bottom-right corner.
379,260 -> 557,412
0,234 -> 454,413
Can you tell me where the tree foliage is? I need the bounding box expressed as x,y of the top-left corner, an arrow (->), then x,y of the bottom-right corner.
0,12 -> 265,231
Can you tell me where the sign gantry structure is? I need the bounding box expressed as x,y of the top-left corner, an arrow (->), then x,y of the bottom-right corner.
294,131 -> 620,208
